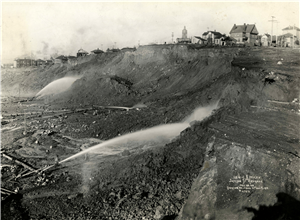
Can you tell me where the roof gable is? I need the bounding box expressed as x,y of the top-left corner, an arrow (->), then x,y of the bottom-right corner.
78,49 -> 88,54
91,48 -> 104,53
280,33 -> 294,38
230,24 -> 246,34
250,25 -> 259,34
282,25 -> 300,31
55,55 -> 67,60
202,31 -> 223,36
263,34 -> 271,37
230,24 -> 258,35
194,36 -> 207,41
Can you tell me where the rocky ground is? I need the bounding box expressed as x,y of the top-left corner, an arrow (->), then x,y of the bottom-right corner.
1,46 -> 300,220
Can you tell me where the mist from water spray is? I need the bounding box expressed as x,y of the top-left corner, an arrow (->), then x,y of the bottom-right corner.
59,102 -> 219,164
35,76 -> 81,98
183,101 -> 218,123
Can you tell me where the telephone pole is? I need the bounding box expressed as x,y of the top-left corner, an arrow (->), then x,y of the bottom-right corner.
172,32 -> 174,43
268,16 -> 277,44
275,21 -> 279,46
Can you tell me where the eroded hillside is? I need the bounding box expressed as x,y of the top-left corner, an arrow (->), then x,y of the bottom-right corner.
1,46 -> 300,220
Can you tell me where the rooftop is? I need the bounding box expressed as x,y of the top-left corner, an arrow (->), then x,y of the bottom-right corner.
282,25 -> 300,31
202,30 -> 223,36
78,49 -> 88,54
194,36 -> 207,41
230,24 -> 258,34
55,55 -> 67,60
91,48 -> 104,53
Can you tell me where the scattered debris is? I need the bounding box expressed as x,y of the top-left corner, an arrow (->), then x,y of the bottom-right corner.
1,187 -> 17,195
289,152 -> 300,159
1,152 -> 36,171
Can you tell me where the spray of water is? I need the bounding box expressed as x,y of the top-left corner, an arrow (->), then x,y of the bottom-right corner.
59,102 -> 219,164
35,76 -> 81,98
183,101 -> 219,123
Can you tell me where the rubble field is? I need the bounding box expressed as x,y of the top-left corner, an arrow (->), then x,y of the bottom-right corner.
1,46 -> 300,220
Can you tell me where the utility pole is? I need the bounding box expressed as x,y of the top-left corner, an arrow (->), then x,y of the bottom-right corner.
275,21 -> 280,46
268,16 -> 277,45
114,42 -> 117,49
172,32 -> 174,44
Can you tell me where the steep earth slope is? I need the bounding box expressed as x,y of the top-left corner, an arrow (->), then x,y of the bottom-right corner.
1,46 -> 299,220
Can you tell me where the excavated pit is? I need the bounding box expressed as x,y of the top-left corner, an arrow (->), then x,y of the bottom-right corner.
1,46 -> 300,220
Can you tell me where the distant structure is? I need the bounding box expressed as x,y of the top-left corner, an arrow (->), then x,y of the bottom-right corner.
229,23 -> 259,46
276,25 -> 300,47
106,48 -> 120,53
14,58 -> 33,68
282,25 -> 300,38
121,47 -> 136,52
36,59 -> 46,66
194,36 -> 207,44
13,58 -> 53,68
91,48 -> 104,55
201,30 -> 225,45
45,59 -> 54,65
54,55 -> 68,64
182,26 -> 187,38
77,48 -> 89,57
177,26 -> 191,44
2,63 -> 13,69
261,34 -> 271,46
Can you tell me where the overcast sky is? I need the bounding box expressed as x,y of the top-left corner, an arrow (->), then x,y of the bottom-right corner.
2,1 -> 299,63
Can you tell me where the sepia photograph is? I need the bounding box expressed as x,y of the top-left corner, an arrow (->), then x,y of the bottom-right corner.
1,1 -> 300,219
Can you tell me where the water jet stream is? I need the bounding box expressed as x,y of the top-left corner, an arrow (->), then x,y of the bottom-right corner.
35,76 -> 81,99
59,102 -> 218,164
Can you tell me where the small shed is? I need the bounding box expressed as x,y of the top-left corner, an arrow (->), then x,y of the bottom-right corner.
261,34 -> 271,46
77,49 -> 89,57
54,55 -> 68,64
223,36 -> 237,46
277,33 -> 296,47
67,56 -> 77,59
91,48 -> 104,54
45,59 -> 53,65
121,47 -> 136,52
36,59 -> 46,66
